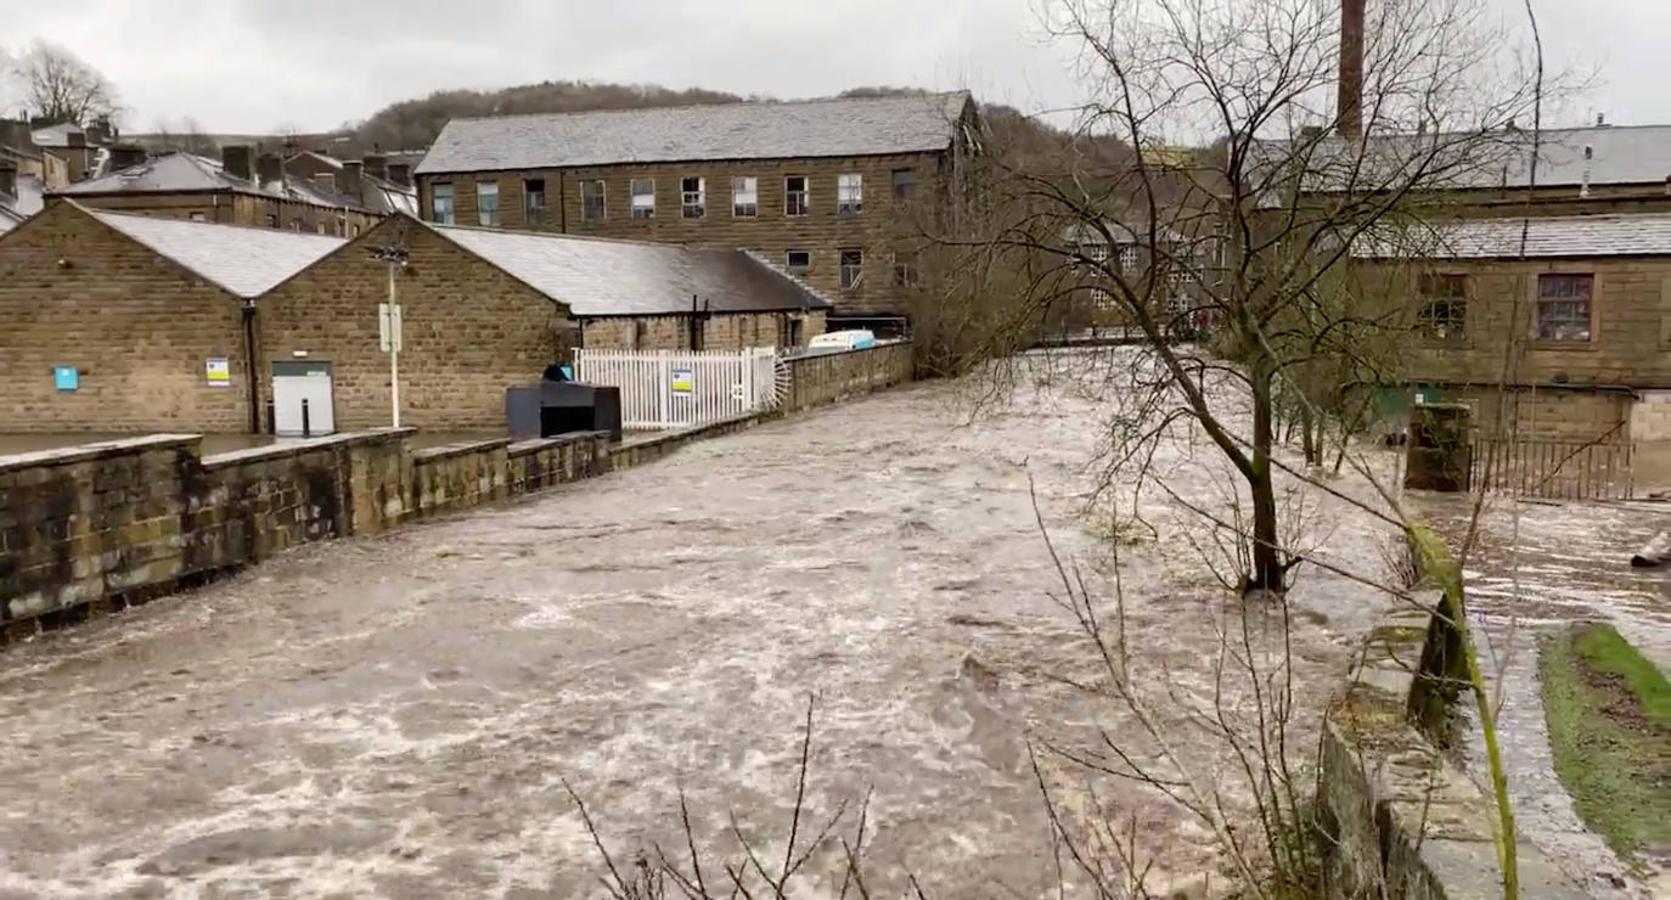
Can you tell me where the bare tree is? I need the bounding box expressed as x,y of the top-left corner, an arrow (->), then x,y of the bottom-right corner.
13,40 -> 119,124
954,0 -> 1543,595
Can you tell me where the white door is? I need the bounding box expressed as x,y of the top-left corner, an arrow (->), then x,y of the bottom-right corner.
271,361 -> 336,436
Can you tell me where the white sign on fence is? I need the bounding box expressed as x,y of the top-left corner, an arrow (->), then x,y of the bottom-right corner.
573,347 -> 780,430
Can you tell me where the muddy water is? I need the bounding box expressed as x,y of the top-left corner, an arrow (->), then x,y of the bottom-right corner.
0,364 -> 1397,898
1413,494 -> 1671,898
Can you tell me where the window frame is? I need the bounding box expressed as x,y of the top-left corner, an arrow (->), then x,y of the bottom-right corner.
731,175 -> 758,218
1535,273 -> 1595,343
430,182 -> 454,225
785,249 -> 812,273
837,173 -> 863,217
630,178 -> 656,219
579,178 -> 607,223
838,247 -> 864,291
681,176 -> 706,219
475,181 -> 500,227
784,175 -> 809,217
891,167 -> 916,202
892,250 -> 919,288
1416,273 -> 1468,343
524,177 -> 548,224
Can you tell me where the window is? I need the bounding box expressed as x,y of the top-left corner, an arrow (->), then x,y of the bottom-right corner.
892,168 -> 917,202
786,249 -> 811,273
838,248 -> 863,290
732,176 -> 758,217
313,172 -> 337,193
289,219 -> 302,232
431,183 -> 454,225
1417,274 -> 1467,341
188,212 -> 206,223
631,178 -> 655,218
525,178 -> 548,224
316,222 -> 328,235
580,179 -> 606,223
681,176 -> 705,218
265,213 -> 279,229
476,182 -> 499,226
785,175 -> 809,216
335,215 -> 347,236
1117,243 -> 1140,273
1084,243 -> 1112,308
1536,274 -> 1593,342
837,174 -> 863,216
893,250 -> 919,287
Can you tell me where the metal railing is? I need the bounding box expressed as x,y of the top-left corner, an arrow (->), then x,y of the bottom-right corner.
573,347 -> 780,430
1468,427 -> 1634,501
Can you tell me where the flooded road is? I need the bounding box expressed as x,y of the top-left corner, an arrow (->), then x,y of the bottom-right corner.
0,364 -> 1398,898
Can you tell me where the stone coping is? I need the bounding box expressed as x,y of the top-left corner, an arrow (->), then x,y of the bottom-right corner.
201,428 -> 415,470
783,339 -> 909,362
410,437 -> 515,464
506,432 -> 608,456
0,434 -> 203,474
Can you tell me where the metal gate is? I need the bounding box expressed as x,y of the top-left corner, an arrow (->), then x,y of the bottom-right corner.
572,347 -> 781,430
1468,432 -> 1635,501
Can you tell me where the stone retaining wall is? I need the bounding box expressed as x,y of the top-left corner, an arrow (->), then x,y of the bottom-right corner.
783,341 -> 913,412
1320,572 -> 1585,897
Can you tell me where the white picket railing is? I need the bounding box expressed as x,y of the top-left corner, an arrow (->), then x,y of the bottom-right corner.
573,347 -> 782,430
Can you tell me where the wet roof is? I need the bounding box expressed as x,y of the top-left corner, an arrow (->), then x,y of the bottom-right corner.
415,92 -> 971,174
88,206 -> 345,297
1353,213 -> 1671,260
430,222 -> 833,316
56,151 -> 409,214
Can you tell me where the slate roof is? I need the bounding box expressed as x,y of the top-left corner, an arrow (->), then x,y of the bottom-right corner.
416,92 -> 972,174
87,206 -> 345,297
1352,213 -> 1671,260
56,151 -> 401,215
430,222 -> 833,316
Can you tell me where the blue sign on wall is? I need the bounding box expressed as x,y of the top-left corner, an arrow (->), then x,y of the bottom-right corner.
53,366 -> 79,392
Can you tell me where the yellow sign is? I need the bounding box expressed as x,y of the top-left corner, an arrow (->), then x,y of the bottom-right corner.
205,357 -> 231,386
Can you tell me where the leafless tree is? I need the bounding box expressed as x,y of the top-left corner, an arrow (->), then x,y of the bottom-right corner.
12,40 -> 119,125
951,0 -> 1544,595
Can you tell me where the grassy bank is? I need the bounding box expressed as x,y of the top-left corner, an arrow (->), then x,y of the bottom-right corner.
1539,623 -> 1671,869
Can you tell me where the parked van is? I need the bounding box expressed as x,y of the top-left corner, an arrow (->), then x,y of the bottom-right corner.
807,329 -> 877,353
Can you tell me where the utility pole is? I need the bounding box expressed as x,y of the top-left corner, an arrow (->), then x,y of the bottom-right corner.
370,243 -> 408,427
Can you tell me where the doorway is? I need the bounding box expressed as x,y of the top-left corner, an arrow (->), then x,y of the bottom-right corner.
271,361 -> 336,436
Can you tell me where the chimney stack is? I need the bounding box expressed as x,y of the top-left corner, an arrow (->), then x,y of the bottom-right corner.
222,145 -> 254,182
0,119 -> 34,153
341,160 -> 365,202
108,144 -> 147,171
256,152 -> 283,187
1596,113 -> 1607,127
1337,0 -> 1365,141
0,160 -> 16,198
362,153 -> 388,182
1581,145 -> 1593,198
386,162 -> 411,187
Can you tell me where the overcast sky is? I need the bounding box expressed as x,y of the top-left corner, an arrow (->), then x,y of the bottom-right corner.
3,0 -> 1667,135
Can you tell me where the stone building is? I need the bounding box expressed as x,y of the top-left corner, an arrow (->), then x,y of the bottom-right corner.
0,201 -> 343,433
257,215 -> 830,431
282,149 -> 418,221
0,205 -> 828,434
413,92 -> 978,329
1352,212 -> 1671,469
51,146 -> 389,235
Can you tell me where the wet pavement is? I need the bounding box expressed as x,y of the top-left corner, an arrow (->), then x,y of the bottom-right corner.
1413,494 -> 1671,898
0,364 -> 1404,897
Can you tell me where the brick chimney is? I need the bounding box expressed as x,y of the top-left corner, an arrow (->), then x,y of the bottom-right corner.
0,159 -> 16,198
222,145 -> 254,182
108,144 -> 147,171
362,153 -> 387,182
340,160 -> 365,202
386,162 -> 411,187
0,119 -> 33,153
1337,0 -> 1365,141
256,152 -> 284,187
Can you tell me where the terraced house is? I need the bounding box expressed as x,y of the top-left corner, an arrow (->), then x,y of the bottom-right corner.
413,92 -> 980,329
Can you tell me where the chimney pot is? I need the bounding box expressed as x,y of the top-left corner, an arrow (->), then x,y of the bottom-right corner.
221,145 -> 254,182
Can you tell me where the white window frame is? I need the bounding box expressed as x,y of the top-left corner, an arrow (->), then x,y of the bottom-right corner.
681,176 -> 706,219
732,176 -> 758,218
785,175 -> 809,216
837,173 -> 863,217
838,248 -> 863,290
630,178 -> 655,219
786,249 -> 811,272
580,179 -> 606,223
476,181 -> 499,227
524,178 -> 548,224
431,183 -> 454,225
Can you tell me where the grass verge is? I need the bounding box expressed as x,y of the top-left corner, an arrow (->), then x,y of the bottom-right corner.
1539,622 -> 1671,869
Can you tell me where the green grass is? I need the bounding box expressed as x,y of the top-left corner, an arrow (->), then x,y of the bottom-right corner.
1539,623 -> 1671,869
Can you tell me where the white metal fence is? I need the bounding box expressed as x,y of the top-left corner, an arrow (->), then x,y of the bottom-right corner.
572,347 -> 782,430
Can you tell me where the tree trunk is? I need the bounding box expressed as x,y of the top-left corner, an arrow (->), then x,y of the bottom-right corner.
1299,403 -> 1318,465
1247,354 -> 1286,594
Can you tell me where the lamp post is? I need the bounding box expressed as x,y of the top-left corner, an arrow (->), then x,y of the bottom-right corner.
370,243 -> 408,427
